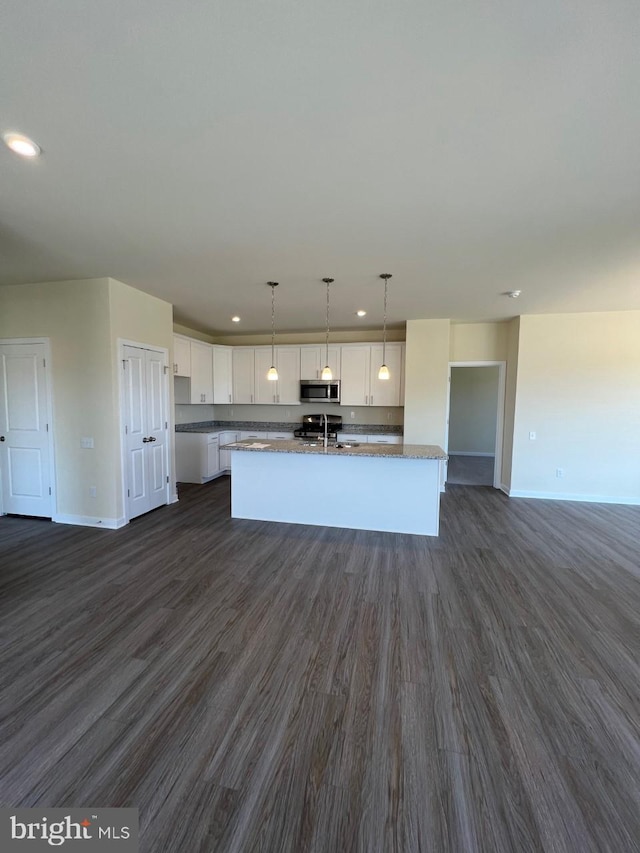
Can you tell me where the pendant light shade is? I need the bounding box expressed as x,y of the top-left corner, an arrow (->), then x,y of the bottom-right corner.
378,274 -> 392,380
321,278 -> 334,380
267,282 -> 279,381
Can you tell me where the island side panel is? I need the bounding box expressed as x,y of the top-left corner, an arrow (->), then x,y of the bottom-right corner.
230,449 -> 441,536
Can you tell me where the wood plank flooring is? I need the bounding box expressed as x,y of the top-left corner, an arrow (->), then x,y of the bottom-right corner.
1,479 -> 639,852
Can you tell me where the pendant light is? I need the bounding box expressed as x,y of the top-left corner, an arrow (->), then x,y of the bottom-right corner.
378,274 -> 392,380
321,277 -> 334,380
267,281 -> 279,381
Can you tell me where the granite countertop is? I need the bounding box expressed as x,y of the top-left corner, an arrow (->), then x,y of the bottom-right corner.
227,438 -> 446,460
176,421 -> 403,436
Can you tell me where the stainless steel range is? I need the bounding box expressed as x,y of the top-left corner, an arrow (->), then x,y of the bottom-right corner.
293,413 -> 343,441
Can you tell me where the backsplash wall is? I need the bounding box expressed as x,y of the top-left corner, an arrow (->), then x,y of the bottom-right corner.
175,403 -> 403,426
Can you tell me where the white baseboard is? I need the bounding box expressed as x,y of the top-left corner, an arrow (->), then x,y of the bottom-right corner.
508,489 -> 640,506
53,514 -> 128,529
448,451 -> 495,457
499,484 -> 511,496
170,492 -> 179,504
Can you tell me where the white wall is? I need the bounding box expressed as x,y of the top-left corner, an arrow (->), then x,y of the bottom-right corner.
510,311 -> 640,503
449,367 -> 499,454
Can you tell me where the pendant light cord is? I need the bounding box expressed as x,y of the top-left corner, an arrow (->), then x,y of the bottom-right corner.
322,278 -> 334,370
271,283 -> 276,366
325,280 -> 330,366
382,277 -> 387,365
379,273 -> 392,366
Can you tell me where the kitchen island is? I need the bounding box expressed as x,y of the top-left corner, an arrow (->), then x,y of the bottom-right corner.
228,439 -> 447,536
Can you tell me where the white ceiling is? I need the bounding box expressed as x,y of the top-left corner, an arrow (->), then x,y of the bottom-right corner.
2,1 -> 639,334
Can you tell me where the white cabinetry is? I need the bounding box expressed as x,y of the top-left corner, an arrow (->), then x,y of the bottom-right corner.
189,341 -> 214,404
238,430 -> 268,440
232,348 -> 255,404
337,433 -> 403,444
254,347 -> 301,405
172,335 -> 191,377
206,435 -> 220,477
369,344 -> 403,407
339,346 -> 371,406
340,344 -> 404,407
274,348 -> 301,405
176,432 -> 222,483
300,346 -> 341,380
213,346 -> 233,404
219,431 -> 238,470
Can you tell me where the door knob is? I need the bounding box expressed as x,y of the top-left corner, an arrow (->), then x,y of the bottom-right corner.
142,437 -> 150,443
0,436 -> 5,441
149,436 -> 157,442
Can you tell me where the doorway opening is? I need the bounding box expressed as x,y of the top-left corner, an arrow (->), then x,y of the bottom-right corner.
446,361 -> 505,488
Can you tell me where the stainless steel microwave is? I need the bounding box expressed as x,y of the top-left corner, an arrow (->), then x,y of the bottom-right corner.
300,380 -> 341,403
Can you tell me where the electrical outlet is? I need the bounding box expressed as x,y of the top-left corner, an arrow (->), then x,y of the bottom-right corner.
556,468 -> 564,478
89,486 -> 97,497
351,411 -> 355,419
81,437 -> 94,449
529,431 -> 536,440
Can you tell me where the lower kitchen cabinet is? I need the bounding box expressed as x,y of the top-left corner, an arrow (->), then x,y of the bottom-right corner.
176,433 -> 223,483
219,431 -> 239,470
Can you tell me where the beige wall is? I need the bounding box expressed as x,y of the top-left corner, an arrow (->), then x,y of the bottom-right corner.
448,366 -> 499,454
208,328 -> 405,346
501,318 -> 520,490
510,311 -> 640,501
109,279 -> 175,515
0,278 -> 174,523
403,319 -> 451,445
450,322 -> 508,362
0,279 -> 117,519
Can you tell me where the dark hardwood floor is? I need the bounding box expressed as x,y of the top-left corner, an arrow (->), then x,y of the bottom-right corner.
1,479 -> 639,852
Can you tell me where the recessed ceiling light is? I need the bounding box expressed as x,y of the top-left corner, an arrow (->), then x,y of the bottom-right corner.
231,316 -> 241,322
356,310 -> 367,317
2,131 -> 41,158
505,290 -> 522,299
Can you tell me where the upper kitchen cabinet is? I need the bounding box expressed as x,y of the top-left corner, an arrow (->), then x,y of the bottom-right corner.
213,346 -> 233,404
232,347 -> 255,403
369,344 -> 404,407
340,343 -> 404,406
172,335 -> 191,376
300,345 -> 341,380
254,346 -> 301,405
189,340 -> 214,404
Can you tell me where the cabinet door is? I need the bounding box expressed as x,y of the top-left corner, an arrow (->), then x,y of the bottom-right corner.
340,346 -> 371,406
370,343 -> 403,407
219,431 -> 238,470
213,346 -> 233,404
300,346 -> 340,380
232,348 -> 255,403
274,347 -> 301,404
190,341 -> 214,404
205,437 -> 220,477
173,336 -> 191,376
254,348 -> 277,404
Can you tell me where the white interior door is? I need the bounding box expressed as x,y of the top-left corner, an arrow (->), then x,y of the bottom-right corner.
122,344 -> 169,520
0,342 -> 52,517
